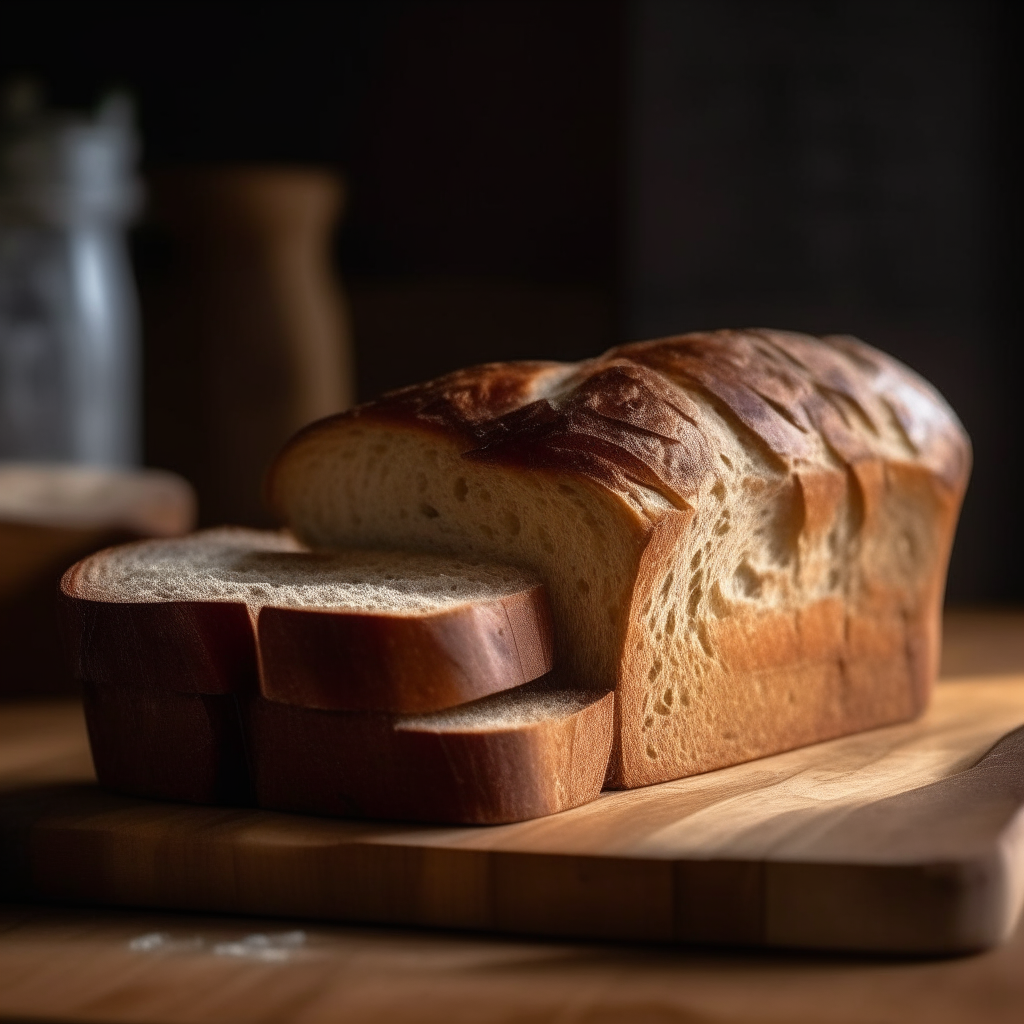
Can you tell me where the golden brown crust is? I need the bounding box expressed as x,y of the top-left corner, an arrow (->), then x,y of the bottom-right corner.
247,685 -> 615,825
268,328 -> 971,791
59,585 -> 258,804
60,547 -> 566,810
269,329 -> 970,518
58,589 -> 257,696
256,585 -> 555,714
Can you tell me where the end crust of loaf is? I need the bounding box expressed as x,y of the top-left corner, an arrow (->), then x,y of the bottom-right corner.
60,532 -> 275,804
247,680 -> 615,824
268,328 -> 972,788
59,528 -> 295,699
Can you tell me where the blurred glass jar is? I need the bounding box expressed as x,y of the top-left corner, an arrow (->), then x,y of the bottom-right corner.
0,83 -> 142,465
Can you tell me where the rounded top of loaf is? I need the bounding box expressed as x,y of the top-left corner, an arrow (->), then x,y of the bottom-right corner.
269,329 -> 971,516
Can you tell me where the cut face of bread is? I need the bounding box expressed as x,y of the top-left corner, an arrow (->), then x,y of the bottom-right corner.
247,680 -> 614,824
61,527 -> 554,714
268,329 -> 972,788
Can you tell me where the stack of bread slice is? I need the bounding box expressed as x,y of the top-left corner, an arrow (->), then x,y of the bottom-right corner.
60,527 -> 613,823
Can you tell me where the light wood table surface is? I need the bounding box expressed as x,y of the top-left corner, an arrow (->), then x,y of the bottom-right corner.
0,609 -> 1022,1024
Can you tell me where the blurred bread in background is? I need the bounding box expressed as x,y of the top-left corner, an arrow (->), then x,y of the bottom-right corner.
0,462 -> 194,696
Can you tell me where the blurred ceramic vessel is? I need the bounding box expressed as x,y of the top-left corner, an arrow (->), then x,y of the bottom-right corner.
144,166 -> 354,526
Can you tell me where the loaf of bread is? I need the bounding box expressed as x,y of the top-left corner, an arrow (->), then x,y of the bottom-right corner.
269,329 -> 971,788
59,527 -> 597,820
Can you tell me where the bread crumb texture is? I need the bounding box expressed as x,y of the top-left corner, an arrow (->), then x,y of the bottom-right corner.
398,683 -> 602,733
67,526 -> 541,614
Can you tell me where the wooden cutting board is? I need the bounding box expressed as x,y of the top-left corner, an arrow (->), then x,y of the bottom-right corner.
2,677 -> 1024,955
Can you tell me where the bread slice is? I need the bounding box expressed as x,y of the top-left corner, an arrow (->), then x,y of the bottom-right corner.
62,527 -> 553,710
268,329 -> 972,789
59,527 -> 555,804
254,551 -> 553,714
247,680 -> 614,824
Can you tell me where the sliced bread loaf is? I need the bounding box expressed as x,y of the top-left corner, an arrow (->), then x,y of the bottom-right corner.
253,549 -> 553,714
267,329 -> 972,788
62,528 -> 553,712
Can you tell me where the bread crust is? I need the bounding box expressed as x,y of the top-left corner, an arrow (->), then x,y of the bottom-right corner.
59,593 -> 257,695
80,677 -> 252,805
59,584 -> 257,804
271,329 -> 966,505
257,584 -> 554,713
247,685 -> 615,824
270,329 -> 971,788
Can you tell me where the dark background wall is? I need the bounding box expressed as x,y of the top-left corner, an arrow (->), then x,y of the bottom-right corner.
1,0 -> 1019,602
625,0 -> 1021,603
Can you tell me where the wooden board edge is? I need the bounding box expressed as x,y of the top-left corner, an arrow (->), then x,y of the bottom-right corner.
758,725 -> 1024,953
2,726 -> 1024,954
6,828 -> 1023,955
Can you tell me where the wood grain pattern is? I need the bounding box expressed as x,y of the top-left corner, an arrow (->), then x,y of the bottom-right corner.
1,899 -> 1022,1024
2,677 -> 1023,954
